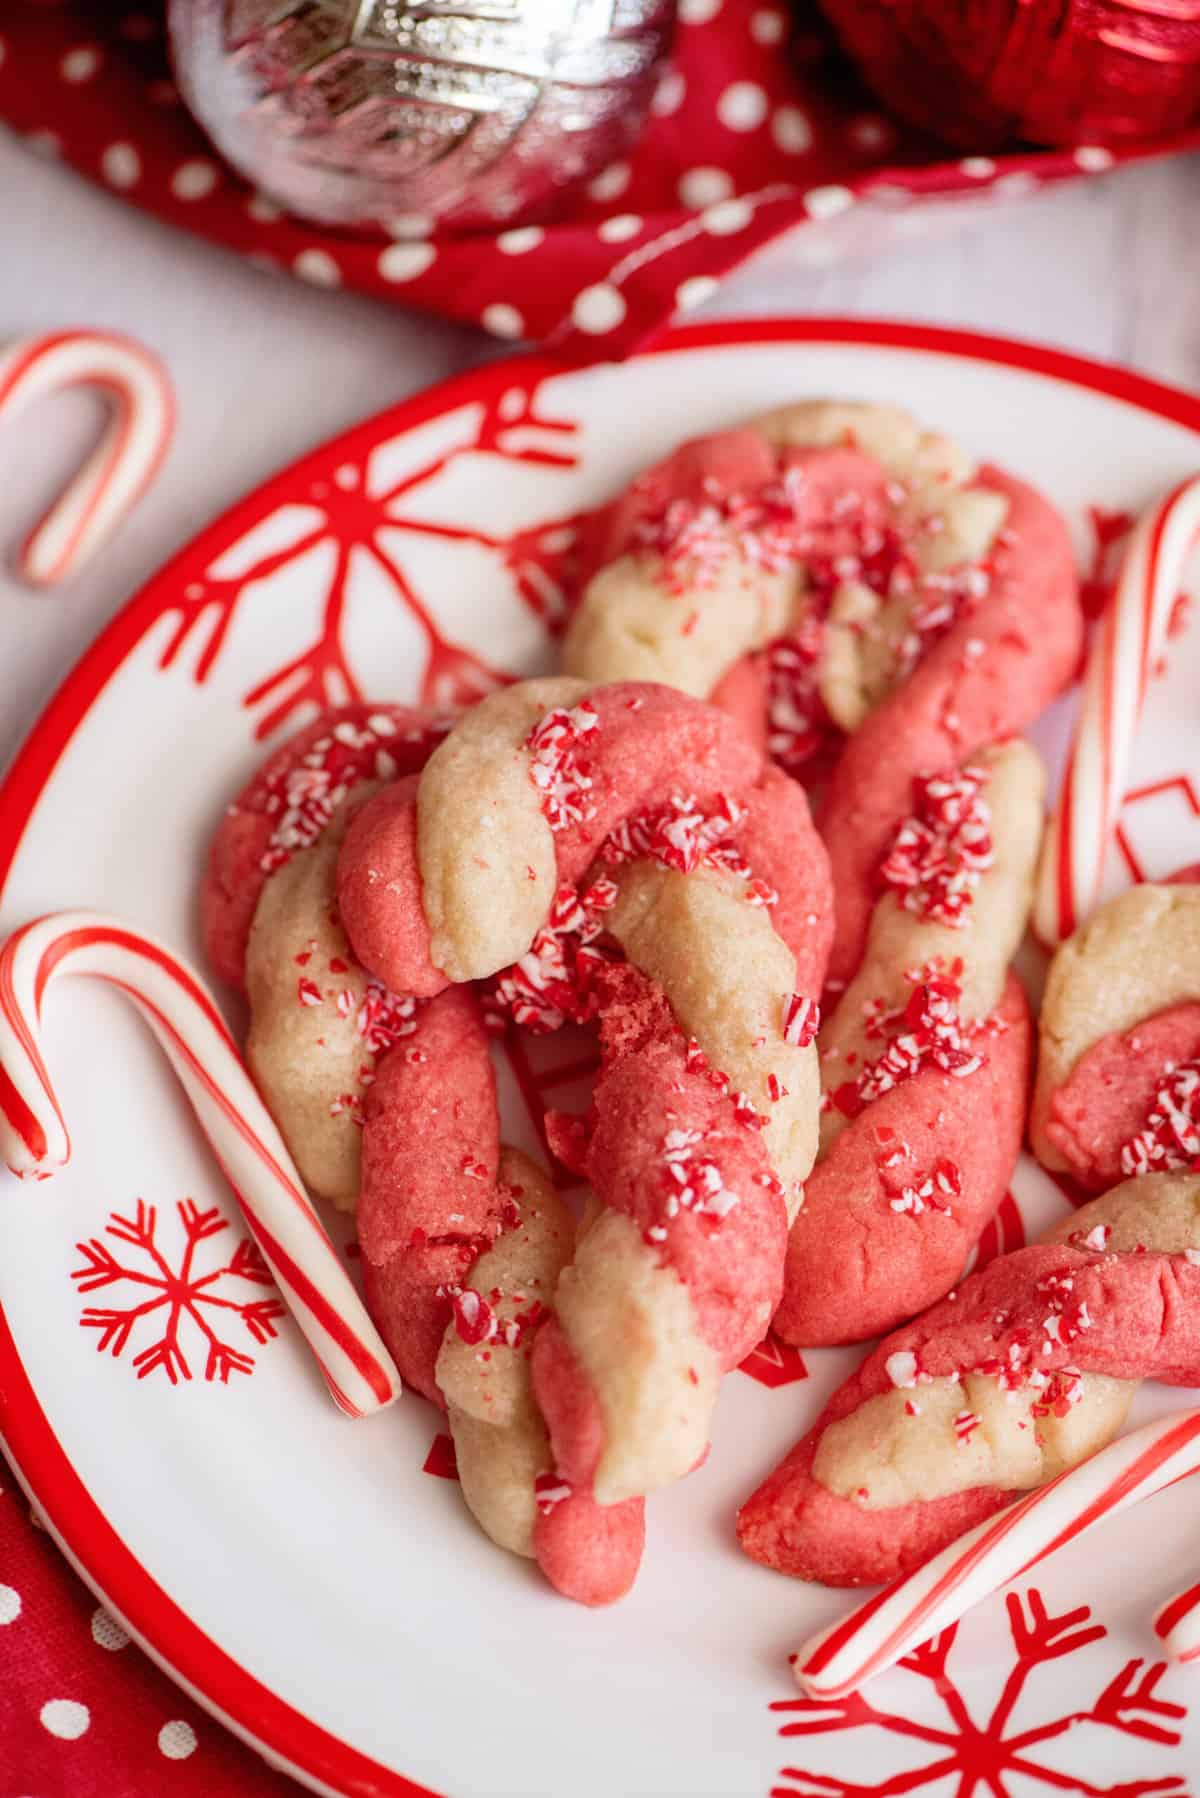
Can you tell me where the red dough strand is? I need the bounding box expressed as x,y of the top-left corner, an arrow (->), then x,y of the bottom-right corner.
820,468 -> 1080,987
776,971 -> 1032,1347
201,704 -> 449,988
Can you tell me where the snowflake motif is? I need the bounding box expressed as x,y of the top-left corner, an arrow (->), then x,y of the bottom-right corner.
70,1199 -> 285,1385
156,375 -> 585,741
771,1587 -> 1189,1798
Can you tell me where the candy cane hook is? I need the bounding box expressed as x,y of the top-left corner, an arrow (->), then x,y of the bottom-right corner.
1034,475 -> 1200,947
0,912 -> 401,1418
791,1409 -> 1200,1699
1155,1581 -> 1200,1665
0,330 -> 174,587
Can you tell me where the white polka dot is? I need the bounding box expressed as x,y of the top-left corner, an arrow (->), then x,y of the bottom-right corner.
679,0 -> 720,20
803,184 -> 854,220
90,1606 -> 129,1650
717,82 -> 768,133
41,1700 -> 90,1740
675,276 -> 719,313
171,159 -> 218,200
0,1584 -> 20,1624
751,8 -> 785,42
1075,145 -> 1114,172
701,197 -> 753,236
101,143 -> 141,189
482,304 -> 525,340
246,191 -> 282,223
597,213 -> 643,242
588,161 -> 630,202
959,156 -> 996,178
679,166 -> 733,208
158,1719 -> 198,1760
379,241 -> 436,283
294,249 -> 341,286
773,106 -> 813,155
572,284 -> 627,335
385,212 -> 433,239
497,226 -> 543,254
994,171 -> 1038,198
61,46 -> 101,83
652,69 -> 686,116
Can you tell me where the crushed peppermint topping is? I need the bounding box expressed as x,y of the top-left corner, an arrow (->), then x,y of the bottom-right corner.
534,1472 -> 573,1515
878,765 -> 994,927
645,1127 -> 742,1245
600,791 -> 776,903
451,1288 -> 497,1347
953,1409 -> 981,1446
526,701 -> 600,831
782,992 -> 821,1048
1031,1368 -> 1085,1419
356,979 -> 421,1054
886,1350 -> 919,1388
260,710 -> 453,875
488,879 -> 618,1035
632,466 -> 813,594
888,1158 -> 962,1217
1119,1057 -> 1200,1178
831,964 -> 984,1119
766,621 -> 829,775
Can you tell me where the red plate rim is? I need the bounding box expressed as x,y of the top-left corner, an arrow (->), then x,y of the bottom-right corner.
1,314 -> 1198,1798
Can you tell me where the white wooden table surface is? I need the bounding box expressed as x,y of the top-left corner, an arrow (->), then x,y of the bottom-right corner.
1,129 -> 1197,774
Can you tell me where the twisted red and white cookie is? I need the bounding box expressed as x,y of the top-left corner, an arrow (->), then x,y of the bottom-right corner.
334,678 -> 833,1512
775,738 -> 1043,1345
561,399 -> 1081,988
737,1170 -> 1200,1587
1032,873 -> 1200,1193
201,703 -> 644,1604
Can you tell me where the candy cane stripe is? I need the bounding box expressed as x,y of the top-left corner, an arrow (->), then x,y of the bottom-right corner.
0,912 -> 400,1417
0,330 -> 174,587
1035,476 -> 1200,946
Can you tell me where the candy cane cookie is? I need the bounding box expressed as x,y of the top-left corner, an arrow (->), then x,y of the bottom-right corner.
201,702 -> 644,1601
560,400 -> 1081,990
1032,872 -> 1200,1192
774,737 -> 1044,1345
335,678 -> 832,1509
738,1169 -> 1200,1587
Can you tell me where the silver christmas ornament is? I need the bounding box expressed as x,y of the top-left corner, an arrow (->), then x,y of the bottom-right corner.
168,1 -> 676,235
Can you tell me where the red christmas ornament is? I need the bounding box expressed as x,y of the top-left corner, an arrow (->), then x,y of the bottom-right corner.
815,0 -> 1200,148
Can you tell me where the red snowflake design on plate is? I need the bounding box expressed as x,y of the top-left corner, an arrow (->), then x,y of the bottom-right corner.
71,1199 -> 285,1385
771,1587 -> 1189,1798
157,374 -> 586,740
1115,776 -> 1200,887
737,1332 -> 809,1389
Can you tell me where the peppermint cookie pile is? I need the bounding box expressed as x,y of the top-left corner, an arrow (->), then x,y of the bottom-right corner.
201,398 -> 1200,1630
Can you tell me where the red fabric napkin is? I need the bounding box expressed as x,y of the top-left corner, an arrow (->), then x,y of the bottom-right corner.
0,1452 -> 303,1795
2,2 -> 1197,358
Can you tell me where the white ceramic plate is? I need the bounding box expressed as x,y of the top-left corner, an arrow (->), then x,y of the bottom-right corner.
3,319 -> 1200,1798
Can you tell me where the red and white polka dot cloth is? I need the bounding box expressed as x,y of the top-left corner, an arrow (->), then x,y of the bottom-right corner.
2,1 -> 1198,357
0,1456 -> 303,1795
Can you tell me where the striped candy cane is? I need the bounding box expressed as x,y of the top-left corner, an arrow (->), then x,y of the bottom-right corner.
792,1409 -> 1200,1699
1155,1582 -> 1200,1665
0,913 -> 401,1418
0,330 -> 174,586
1034,476 -> 1200,947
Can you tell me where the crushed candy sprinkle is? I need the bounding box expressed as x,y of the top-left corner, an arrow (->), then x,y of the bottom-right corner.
526,700 -> 600,831
260,710 -> 453,874
831,964 -> 984,1119
879,765 -> 994,927
488,879 -> 618,1035
1119,1057 -> 1200,1178
782,992 -> 820,1048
